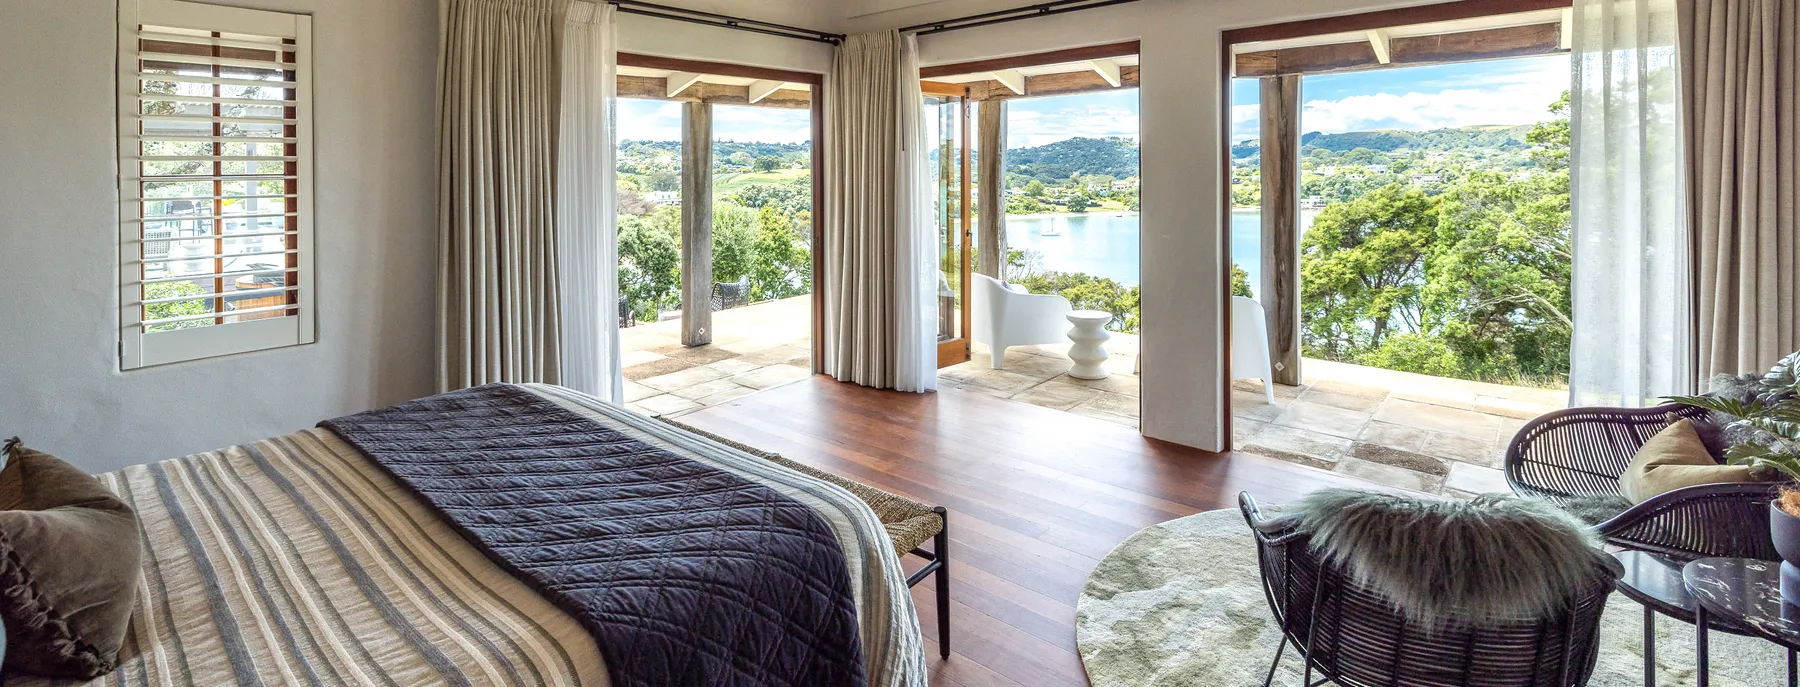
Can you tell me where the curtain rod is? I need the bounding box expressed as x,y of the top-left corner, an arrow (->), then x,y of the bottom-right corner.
899,0 -> 1144,36
607,0 -> 846,44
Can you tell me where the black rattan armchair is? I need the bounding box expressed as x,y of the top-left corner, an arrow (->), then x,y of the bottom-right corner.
1504,403 -> 1781,562
1240,493 -> 1620,687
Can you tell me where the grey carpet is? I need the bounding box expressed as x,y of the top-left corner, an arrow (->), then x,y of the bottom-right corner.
1076,508 -> 1785,687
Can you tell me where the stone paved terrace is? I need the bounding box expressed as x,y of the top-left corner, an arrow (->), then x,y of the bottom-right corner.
621,297 -> 1570,497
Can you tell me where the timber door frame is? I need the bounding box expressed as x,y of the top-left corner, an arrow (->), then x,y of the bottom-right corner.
614,53 -> 828,372
922,80 -> 974,368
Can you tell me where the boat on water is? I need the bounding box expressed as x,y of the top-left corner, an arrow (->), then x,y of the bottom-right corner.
1039,225 -> 1063,237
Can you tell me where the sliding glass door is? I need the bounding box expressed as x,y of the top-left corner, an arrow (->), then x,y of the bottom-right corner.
924,83 -> 971,367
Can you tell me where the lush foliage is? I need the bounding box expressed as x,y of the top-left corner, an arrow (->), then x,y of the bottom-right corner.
1284,93 -> 1574,387
615,140 -> 813,321
143,281 -> 211,331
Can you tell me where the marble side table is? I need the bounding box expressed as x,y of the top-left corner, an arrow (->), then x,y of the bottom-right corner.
1684,557 -> 1800,687
1064,310 -> 1113,380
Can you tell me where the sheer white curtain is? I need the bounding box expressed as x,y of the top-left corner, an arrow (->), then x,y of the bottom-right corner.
893,34 -> 936,392
556,1 -> 622,403
1568,0 -> 1692,407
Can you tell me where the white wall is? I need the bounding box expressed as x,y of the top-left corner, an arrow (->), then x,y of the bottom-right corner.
904,0 -> 1416,451
618,13 -> 835,74
0,0 -> 439,473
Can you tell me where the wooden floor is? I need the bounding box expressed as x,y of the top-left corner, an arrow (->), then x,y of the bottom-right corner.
680,375 -> 1372,687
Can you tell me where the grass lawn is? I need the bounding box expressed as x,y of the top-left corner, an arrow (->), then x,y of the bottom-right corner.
715,168 -> 808,194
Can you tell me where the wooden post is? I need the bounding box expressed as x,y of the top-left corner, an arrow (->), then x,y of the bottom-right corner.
681,101 -> 714,347
976,100 -> 1007,278
1259,75 -> 1301,386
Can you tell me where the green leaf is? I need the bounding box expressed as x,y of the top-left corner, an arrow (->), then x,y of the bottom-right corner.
1663,394 -> 1762,420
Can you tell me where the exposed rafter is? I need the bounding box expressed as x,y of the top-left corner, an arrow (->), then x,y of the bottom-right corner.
746,79 -> 786,104
989,69 -> 1027,95
1235,22 -> 1564,77
665,71 -> 702,98
1364,28 -> 1392,64
1088,58 -> 1122,87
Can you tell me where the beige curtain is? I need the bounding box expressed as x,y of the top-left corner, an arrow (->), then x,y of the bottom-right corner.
977,100 -> 1008,279
1684,0 -> 1799,380
437,0 -> 566,391
823,31 -> 904,387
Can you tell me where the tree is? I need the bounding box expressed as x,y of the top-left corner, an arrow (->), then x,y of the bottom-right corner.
1231,264 -> 1254,298
1022,179 -> 1047,198
753,156 -> 782,173
617,188 -> 657,216
728,151 -> 753,167
1300,183 -> 1440,359
1015,271 -> 1140,332
143,281 -> 210,331
1065,192 -> 1092,213
749,206 -> 811,300
618,216 -> 681,320
1525,91 -> 1570,172
711,202 -> 758,284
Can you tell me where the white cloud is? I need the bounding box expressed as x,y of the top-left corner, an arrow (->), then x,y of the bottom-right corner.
1006,100 -> 1139,148
1232,58 -> 1567,140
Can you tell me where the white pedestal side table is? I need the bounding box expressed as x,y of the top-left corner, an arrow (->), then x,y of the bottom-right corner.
1064,310 -> 1114,380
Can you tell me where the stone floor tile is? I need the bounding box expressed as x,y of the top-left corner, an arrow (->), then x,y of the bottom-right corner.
1388,387 -> 1477,410
1445,462 -> 1512,495
620,349 -> 666,368
703,358 -> 762,376
1372,398 -> 1502,440
1307,379 -> 1390,400
623,357 -> 694,381
1356,421 -> 1432,453
632,393 -> 702,416
1348,442 -> 1450,476
693,383 -> 760,406
622,380 -> 657,403
1272,400 -> 1373,439
1243,445 -> 1338,472
728,364 -> 812,390
639,364 -> 730,393
1012,380 -> 1103,411
1057,373 -> 1140,397
671,378 -> 753,401
999,353 -> 1077,379
1074,391 -> 1140,418
1298,390 -> 1384,412
1247,425 -> 1353,462
1233,418 -> 1269,447
1231,390 -> 1287,422
737,346 -> 807,366
1473,395 -> 1558,420
965,369 -> 1046,396
1423,431 -> 1500,467
1335,458 -> 1444,494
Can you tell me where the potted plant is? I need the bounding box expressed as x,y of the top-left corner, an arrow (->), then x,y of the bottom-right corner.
1669,350 -> 1800,603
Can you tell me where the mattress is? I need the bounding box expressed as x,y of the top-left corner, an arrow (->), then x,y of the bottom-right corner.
16,384 -> 924,686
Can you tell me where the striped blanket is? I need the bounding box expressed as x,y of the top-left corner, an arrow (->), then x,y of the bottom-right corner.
18,384 -> 925,687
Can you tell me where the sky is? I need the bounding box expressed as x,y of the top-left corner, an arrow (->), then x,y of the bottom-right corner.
613,53 -> 1570,148
617,100 -> 814,144
1231,54 -> 1570,141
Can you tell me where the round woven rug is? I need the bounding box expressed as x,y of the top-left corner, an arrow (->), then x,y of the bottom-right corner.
1075,508 -> 1786,687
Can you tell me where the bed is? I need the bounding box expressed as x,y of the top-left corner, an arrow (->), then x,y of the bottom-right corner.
14,384 -> 925,687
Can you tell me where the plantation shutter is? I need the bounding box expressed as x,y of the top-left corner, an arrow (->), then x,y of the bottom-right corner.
118,0 -> 313,369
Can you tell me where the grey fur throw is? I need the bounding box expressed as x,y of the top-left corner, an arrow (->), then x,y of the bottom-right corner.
1284,489 -> 1610,625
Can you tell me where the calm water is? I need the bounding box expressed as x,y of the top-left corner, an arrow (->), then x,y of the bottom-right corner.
1003,209 -> 1317,288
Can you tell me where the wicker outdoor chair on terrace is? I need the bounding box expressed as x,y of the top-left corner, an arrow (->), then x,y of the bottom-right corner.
1503,403 -> 1780,562
1240,493 -> 1620,687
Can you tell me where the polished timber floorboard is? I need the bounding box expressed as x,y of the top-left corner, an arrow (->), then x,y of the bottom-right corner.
679,375 -> 1370,687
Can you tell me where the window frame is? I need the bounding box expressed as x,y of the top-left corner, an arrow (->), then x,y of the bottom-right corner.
117,0 -> 314,370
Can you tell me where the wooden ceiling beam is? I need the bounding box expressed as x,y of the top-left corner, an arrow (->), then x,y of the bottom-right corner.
965,64 -> 1139,101
1235,22 -> 1564,77
990,69 -> 1027,95
1089,58 -> 1123,87
617,75 -> 811,109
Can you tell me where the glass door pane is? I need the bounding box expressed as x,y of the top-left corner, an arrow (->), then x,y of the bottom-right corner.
926,91 -> 970,366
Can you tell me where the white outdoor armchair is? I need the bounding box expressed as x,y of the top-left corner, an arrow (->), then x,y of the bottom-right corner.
1232,295 -> 1276,404
971,273 -> 1073,369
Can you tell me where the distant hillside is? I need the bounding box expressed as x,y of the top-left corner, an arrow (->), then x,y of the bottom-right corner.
1232,124 -> 1533,158
619,139 -> 811,159
1006,137 -> 1139,182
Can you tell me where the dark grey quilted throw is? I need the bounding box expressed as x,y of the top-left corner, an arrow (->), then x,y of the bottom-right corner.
320,384 -> 866,687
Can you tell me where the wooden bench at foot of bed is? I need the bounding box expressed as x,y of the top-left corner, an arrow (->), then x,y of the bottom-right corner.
657,418 -> 952,659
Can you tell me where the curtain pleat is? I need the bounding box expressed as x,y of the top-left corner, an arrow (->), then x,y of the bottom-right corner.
822,32 -> 936,392
1684,0 -> 1799,380
437,0 -> 566,391
556,2 -> 621,402
1568,0 -> 1693,407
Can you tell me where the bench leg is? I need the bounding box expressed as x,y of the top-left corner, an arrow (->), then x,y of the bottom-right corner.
934,506 -> 950,659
